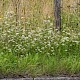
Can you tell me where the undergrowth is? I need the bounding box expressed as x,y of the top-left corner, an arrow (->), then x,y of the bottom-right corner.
0,12 -> 80,77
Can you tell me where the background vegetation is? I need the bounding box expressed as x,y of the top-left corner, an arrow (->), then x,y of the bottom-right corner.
0,0 -> 80,78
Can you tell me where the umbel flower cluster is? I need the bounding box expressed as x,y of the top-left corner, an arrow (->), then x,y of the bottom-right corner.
0,14 -> 80,57
0,26 -> 80,57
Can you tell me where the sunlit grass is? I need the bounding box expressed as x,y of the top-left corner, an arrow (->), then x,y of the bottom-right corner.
0,0 -> 80,77
0,11 -> 80,77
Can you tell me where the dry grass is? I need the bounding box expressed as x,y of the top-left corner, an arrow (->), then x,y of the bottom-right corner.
0,0 -> 79,19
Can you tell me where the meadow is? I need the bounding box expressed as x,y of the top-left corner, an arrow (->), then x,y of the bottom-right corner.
0,0 -> 80,78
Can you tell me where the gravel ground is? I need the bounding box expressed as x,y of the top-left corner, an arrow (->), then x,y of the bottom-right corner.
0,77 -> 80,80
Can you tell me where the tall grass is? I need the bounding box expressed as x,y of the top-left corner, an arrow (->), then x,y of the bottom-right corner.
0,0 -> 80,78
0,11 -> 80,77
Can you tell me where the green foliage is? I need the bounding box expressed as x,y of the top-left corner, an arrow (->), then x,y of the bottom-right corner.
0,12 -> 80,77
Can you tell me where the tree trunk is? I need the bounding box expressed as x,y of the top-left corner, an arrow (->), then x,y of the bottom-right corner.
54,0 -> 61,31
12,0 -> 21,27
22,0 -> 26,34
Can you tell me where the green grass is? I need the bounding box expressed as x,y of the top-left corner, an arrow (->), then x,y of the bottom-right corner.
0,12 -> 80,77
0,53 -> 80,77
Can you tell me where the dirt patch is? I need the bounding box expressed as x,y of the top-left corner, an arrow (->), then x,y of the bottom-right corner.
0,73 -> 80,79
